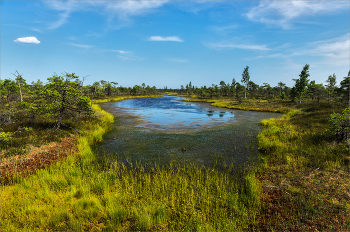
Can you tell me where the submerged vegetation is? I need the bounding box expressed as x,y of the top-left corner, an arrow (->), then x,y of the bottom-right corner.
1,100 -> 261,231
1,66 -> 349,231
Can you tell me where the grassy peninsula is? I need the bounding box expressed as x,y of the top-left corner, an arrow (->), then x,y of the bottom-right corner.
183,96 -> 349,230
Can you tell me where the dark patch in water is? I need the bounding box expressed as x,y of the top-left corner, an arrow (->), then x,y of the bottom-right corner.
92,96 -> 281,172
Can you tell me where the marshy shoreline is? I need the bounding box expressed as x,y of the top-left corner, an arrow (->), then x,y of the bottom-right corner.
1,95 -> 349,231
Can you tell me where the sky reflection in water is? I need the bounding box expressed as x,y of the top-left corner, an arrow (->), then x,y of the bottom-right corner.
94,96 -> 282,169
114,96 -> 235,130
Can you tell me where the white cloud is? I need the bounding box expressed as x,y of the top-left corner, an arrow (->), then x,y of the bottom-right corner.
14,36 -> 40,44
149,36 -> 183,42
69,43 -> 93,49
208,42 -> 270,51
246,1 -> 349,29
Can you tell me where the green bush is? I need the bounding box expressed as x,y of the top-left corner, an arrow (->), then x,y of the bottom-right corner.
0,131 -> 12,143
328,108 -> 350,142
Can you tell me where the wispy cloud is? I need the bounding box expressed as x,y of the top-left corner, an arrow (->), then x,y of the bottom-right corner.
111,50 -> 129,54
45,1 -> 79,29
14,36 -> 40,44
103,1 -> 168,19
118,54 -> 144,61
207,42 -> 270,51
246,1 -> 349,29
108,49 -> 142,60
49,11 -> 70,29
45,1 -> 168,30
304,33 -> 349,66
175,1 -> 220,15
149,36 -> 183,42
244,53 -> 286,61
85,32 -> 103,38
209,24 -> 238,33
168,58 -> 188,63
68,36 -> 78,41
69,42 -> 93,49
30,28 -> 43,33
246,33 -> 349,67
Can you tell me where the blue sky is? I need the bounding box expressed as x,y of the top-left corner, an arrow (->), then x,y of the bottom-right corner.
1,1 -> 349,88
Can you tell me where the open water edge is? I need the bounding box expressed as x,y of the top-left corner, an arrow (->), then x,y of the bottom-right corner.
92,96 -> 281,174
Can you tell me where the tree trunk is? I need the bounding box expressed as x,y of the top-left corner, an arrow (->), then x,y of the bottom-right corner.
90,87 -> 96,108
348,84 -> 350,108
78,77 -> 85,117
7,95 -> 11,123
13,71 -> 23,102
17,79 -> 23,102
8,111 -> 11,124
56,109 -> 64,130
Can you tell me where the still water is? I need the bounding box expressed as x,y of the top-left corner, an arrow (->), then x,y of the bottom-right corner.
114,96 -> 237,131
92,96 -> 281,169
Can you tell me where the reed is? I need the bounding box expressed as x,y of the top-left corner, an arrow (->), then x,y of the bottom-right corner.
183,98 -> 291,113
184,96 -> 349,230
1,97 -> 261,231
2,95 -> 347,231
256,106 -> 349,231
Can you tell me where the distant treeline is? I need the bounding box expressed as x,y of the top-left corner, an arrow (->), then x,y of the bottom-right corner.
0,64 -> 349,129
174,65 -> 350,107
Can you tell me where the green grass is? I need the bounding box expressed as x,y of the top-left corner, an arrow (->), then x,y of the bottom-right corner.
255,105 -> 349,231
1,99 -> 261,231
185,96 -> 349,231
93,94 -> 163,104
182,97 -> 294,113
2,95 -> 349,231
1,162 -> 261,231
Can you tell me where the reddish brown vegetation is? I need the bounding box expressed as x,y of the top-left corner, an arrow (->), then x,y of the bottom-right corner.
0,136 -> 77,184
256,165 -> 350,231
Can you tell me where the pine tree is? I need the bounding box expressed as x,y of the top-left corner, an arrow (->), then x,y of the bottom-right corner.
241,66 -> 250,100
325,74 -> 337,103
293,64 -> 310,104
40,73 -> 93,129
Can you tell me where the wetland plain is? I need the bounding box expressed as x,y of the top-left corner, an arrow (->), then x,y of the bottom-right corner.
93,96 -> 281,170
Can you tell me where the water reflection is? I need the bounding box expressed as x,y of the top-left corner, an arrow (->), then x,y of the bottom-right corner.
93,96 -> 282,170
113,96 -> 235,131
